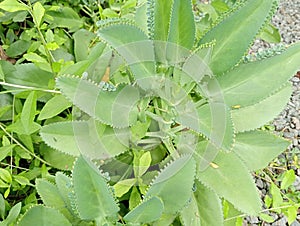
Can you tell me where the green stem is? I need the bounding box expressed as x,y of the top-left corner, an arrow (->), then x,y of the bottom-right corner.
0,82 -> 60,94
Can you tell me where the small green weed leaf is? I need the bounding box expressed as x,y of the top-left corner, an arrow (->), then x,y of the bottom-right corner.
281,169 -> 296,190
129,186 -> 141,210
270,183 -> 283,210
259,213 -> 275,223
0,0 -> 29,12
18,206 -> 72,226
145,155 -> 196,215
258,23 -> 281,43
0,168 -> 12,184
198,0 -> 278,75
40,120 -> 129,159
8,92 -> 41,135
73,156 -> 119,221
113,178 -> 136,197
124,196 -> 164,224
6,40 -> 30,58
73,29 -> 96,62
136,151 -> 151,177
232,84 -> 292,132
223,201 -> 243,226
38,95 -> 72,120
56,76 -> 140,128
218,42 -> 300,107
13,175 -> 31,186
197,148 -> 261,215
44,7 -> 83,32
0,194 -> 4,219
285,206 -> 298,225
0,145 -> 15,162
36,178 -> 73,220
168,0 -> 195,50
4,63 -> 54,90
0,202 -> 21,226
233,131 -> 290,171
32,2 -> 45,28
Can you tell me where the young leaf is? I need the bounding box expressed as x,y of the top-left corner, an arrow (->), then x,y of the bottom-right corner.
231,84 -> 292,132
145,155 -> 196,215
113,178 -> 136,197
168,0 -> 195,50
56,75 -> 140,128
198,0 -> 278,75
280,170 -> 296,190
0,202 -> 21,226
124,196 -> 164,224
233,131 -> 290,171
73,156 -> 119,221
197,147 -> 261,215
36,178 -> 73,220
38,95 -> 72,120
32,2 -> 45,28
17,206 -> 72,226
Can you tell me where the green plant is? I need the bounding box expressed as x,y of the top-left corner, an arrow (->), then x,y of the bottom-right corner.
1,0 -> 300,225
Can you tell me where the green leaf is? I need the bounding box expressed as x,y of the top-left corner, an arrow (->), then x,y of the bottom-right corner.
55,173 -> 74,216
44,7 -> 83,32
198,0 -> 278,75
40,119 -> 129,159
36,178 -> 73,220
270,183 -> 283,210
18,206 -> 72,226
0,194 -> 4,219
0,202 -> 21,226
38,95 -> 72,120
280,169 -> 296,190
180,181 -> 223,226
285,206 -> 298,225
8,91 -> 41,135
258,23 -> 281,43
259,213 -> 275,223
231,84 -> 292,132
113,178 -> 136,197
0,168 -> 12,184
168,0 -> 195,50
145,155 -> 196,215
6,40 -> 30,58
197,148 -> 261,215
0,145 -> 15,162
136,151 -> 151,177
56,76 -> 140,128
4,63 -> 54,90
129,186 -> 141,210
217,42 -> 300,107
73,156 -> 119,221
73,29 -> 96,62
32,2 -> 45,27
0,0 -> 29,12
97,22 -> 156,91
233,131 -> 290,171
124,196 -> 164,224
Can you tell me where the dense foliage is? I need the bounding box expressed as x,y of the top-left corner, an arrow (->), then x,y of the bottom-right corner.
0,0 -> 299,225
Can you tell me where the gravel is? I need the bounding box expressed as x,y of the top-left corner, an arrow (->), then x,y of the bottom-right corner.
249,0 -> 300,225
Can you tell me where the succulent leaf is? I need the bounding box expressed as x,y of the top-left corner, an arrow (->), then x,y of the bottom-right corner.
180,181 -> 223,226
124,196 -> 164,224
56,75 -> 140,128
40,119 -> 129,159
72,156 -> 119,221
18,206 -> 72,226
197,144 -> 261,215
145,155 -> 196,215
198,0 -> 279,75
233,131 -> 290,171
231,84 -> 292,132
218,42 -> 300,107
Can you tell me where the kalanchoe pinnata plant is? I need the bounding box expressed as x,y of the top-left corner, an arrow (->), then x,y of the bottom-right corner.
18,0 -> 300,225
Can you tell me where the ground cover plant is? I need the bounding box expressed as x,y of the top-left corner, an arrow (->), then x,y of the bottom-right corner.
0,0 -> 299,225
